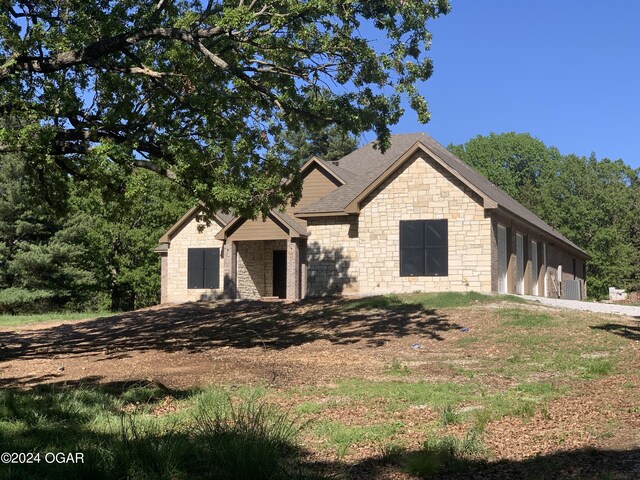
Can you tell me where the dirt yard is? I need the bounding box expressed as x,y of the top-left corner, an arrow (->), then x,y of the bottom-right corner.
1,295 -> 639,479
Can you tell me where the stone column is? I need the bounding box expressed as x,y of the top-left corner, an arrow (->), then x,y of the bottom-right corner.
286,238 -> 300,300
300,239 -> 308,299
223,241 -> 238,299
160,253 -> 168,303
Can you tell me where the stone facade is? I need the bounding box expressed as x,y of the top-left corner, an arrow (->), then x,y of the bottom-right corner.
355,153 -> 493,294
161,153 -> 587,302
164,214 -> 225,303
305,216 -> 359,296
236,240 -> 287,298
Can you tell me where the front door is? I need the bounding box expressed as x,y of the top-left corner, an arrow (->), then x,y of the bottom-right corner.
273,250 -> 287,299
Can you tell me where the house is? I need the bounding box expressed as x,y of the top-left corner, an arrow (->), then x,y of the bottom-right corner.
155,133 -> 589,303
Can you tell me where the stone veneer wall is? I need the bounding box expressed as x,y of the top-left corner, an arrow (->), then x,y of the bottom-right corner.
165,215 -> 224,303
356,153 -> 493,294
236,240 -> 287,298
305,216 -> 359,296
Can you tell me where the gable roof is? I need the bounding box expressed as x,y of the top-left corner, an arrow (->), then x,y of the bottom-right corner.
296,133 -> 589,258
158,206 -> 231,244
317,159 -> 359,184
214,209 -> 308,241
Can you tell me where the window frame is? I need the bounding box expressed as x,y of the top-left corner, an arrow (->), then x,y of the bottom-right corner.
399,219 -> 448,277
187,247 -> 220,289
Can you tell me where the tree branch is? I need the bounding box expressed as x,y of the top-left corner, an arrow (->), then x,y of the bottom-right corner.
0,26 -> 228,81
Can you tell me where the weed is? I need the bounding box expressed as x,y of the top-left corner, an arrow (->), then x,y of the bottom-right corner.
403,430 -> 484,477
313,420 -> 403,459
439,404 -> 462,426
384,358 -> 411,376
583,359 -> 614,378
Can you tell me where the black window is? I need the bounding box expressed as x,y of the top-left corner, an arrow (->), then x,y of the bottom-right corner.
400,220 -> 448,276
188,248 -> 220,289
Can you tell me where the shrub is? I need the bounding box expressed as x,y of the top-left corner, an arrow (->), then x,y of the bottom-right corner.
193,396 -> 301,480
0,287 -> 54,314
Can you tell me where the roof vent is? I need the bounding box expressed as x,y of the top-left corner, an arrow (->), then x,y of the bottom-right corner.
332,161 -> 339,166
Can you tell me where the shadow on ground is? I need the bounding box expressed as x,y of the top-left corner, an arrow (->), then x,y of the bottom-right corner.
1,380 -> 638,480
340,446 -> 640,480
591,322 -> 640,341
0,298 -> 461,362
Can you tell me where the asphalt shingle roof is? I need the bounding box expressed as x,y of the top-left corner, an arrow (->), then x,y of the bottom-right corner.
298,133 -> 587,257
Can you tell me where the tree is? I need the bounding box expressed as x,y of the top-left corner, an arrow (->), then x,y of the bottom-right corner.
68,167 -> 192,311
449,132 -> 640,299
0,153 -> 96,312
0,150 -> 190,313
283,124 -> 359,166
448,132 -> 562,212
0,0 -> 450,218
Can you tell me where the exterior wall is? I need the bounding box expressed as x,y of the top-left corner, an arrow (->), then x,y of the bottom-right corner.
305,216 -> 359,296
491,214 -> 587,298
490,216 -> 499,292
355,153 -> 492,294
546,245 -> 587,298
229,215 -> 289,241
236,240 -> 287,298
286,166 -> 341,218
165,213 -> 224,303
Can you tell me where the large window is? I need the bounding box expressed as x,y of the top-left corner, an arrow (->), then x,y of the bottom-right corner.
188,248 -> 220,289
400,220 -> 448,277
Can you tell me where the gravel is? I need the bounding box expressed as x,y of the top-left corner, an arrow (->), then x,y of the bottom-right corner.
518,295 -> 640,317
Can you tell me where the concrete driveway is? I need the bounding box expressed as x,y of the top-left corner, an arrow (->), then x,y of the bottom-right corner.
519,295 -> 640,317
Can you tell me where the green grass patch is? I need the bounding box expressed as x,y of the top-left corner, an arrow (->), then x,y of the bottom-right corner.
0,310 -> 110,328
500,308 -> 554,328
294,401 -> 326,415
343,292 -> 524,311
403,430 -> 485,477
470,382 -> 563,430
312,420 -> 403,458
0,384 -> 315,480
582,358 -> 614,378
383,358 -> 411,376
311,379 -> 476,409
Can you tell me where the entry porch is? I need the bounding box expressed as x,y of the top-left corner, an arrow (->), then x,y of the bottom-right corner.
215,212 -> 309,300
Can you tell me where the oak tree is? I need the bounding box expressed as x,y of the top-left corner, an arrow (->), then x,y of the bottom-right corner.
0,0 -> 450,217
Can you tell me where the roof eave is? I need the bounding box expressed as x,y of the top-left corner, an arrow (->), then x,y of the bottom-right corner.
344,141 -> 497,214
294,211 -> 350,218
495,206 -> 590,259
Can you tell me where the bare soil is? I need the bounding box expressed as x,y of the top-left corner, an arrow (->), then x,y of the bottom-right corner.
1,297 -> 639,479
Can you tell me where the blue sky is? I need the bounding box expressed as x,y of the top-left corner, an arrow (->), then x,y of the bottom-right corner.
375,1 -> 640,168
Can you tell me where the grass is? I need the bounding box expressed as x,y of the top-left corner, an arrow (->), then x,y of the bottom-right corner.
0,384 -> 313,480
0,311 -> 110,328
383,358 -> 411,376
312,420 -> 403,458
308,379 -> 476,409
500,308 -> 554,328
403,430 -> 485,477
343,291 -> 525,311
3,297 -> 637,478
